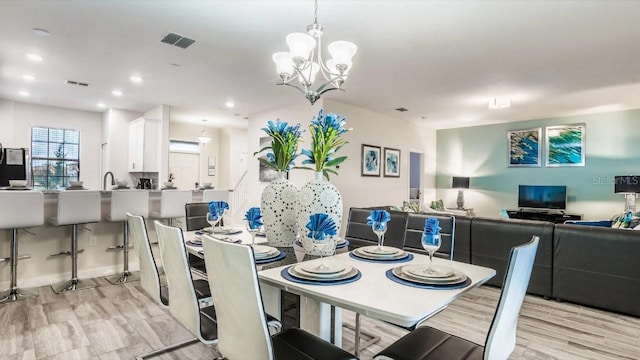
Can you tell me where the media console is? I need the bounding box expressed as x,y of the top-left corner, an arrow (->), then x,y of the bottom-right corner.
506,210 -> 581,224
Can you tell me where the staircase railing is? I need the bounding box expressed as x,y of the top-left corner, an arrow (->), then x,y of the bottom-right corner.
230,170 -> 248,216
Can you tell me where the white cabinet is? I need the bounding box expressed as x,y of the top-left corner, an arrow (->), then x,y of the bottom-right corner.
128,118 -> 160,172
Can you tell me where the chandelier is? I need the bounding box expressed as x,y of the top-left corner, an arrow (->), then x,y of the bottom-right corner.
272,0 -> 357,105
198,119 -> 211,144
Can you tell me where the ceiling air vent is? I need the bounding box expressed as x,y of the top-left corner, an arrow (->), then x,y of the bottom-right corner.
66,80 -> 89,87
161,32 -> 196,49
395,107 -> 409,112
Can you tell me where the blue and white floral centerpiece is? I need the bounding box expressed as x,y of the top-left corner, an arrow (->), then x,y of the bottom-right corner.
255,119 -> 303,247
296,109 -> 351,245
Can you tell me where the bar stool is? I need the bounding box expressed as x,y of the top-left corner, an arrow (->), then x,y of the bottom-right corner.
0,191 -> 44,303
106,189 -> 149,284
48,191 -> 101,293
150,190 -> 192,227
202,189 -> 229,203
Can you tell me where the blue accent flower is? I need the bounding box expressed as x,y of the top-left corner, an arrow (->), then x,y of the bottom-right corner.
299,109 -> 351,179
423,217 -> 441,235
305,213 -> 338,241
244,207 -> 263,230
208,201 -> 230,220
255,119 -> 303,172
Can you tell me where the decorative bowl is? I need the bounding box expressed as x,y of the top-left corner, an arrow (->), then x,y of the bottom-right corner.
116,181 -> 128,187
9,180 -> 27,187
164,182 -> 174,187
69,181 -> 84,187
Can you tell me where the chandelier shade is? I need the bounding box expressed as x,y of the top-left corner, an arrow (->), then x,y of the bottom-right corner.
198,119 -> 211,144
272,0 -> 357,105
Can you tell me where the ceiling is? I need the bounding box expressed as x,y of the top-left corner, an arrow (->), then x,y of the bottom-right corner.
1,0 -> 640,129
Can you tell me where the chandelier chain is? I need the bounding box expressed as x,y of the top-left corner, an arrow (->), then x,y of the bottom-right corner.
314,0 -> 318,24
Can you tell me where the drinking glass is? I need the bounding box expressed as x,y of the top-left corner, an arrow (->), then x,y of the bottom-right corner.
421,233 -> 442,274
245,220 -> 261,245
206,211 -> 222,232
310,231 -> 335,271
371,222 -> 388,252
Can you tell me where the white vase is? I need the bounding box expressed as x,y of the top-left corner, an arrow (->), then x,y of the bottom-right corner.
296,171 -> 343,254
261,171 -> 298,247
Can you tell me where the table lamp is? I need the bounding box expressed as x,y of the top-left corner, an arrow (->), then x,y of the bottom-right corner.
452,176 -> 470,210
614,175 -> 640,213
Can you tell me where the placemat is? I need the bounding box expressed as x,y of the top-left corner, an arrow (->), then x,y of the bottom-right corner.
385,269 -> 471,290
255,250 -> 286,265
280,266 -> 362,286
349,252 -> 413,263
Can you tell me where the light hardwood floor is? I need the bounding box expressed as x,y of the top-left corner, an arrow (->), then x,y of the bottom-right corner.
1,277 -> 639,359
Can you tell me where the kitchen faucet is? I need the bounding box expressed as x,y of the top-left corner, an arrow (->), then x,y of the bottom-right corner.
103,171 -> 115,190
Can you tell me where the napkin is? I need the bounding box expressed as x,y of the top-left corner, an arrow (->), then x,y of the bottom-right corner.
367,210 -> 391,231
305,213 -> 338,240
208,201 -> 230,220
244,207 -> 263,230
423,217 -> 441,235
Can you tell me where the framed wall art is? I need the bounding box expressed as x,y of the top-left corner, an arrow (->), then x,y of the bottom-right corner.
258,136 -> 279,182
361,144 -> 381,177
546,124 -> 585,167
384,147 -> 401,177
507,127 -> 541,167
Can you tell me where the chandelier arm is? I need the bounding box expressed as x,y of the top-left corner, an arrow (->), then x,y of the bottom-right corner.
278,82 -> 310,96
292,65 -> 312,87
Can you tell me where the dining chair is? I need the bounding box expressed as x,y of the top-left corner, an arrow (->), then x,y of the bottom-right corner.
201,235 -> 357,360
374,236 -> 540,360
145,221 -> 218,359
404,212 -> 456,260
184,202 -> 212,275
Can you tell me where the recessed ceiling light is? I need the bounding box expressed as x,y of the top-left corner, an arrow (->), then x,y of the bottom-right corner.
97,103 -> 106,108
488,97 -> 511,109
26,53 -> 43,62
22,74 -> 35,81
225,101 -> 235,108
112,89 -> 123,96
18,91 -> 30,97
32,28 -> 50,36
129,75 -> 142,84
169,63 -> 181,67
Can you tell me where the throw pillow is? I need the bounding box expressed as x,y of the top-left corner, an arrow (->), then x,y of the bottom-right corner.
430,199 -> 445,212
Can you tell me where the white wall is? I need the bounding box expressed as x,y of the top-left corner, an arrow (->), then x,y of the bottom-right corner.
145,105 -> 170,184
247,100 -> 436,233
102,108 -> 144,187
169,121 -> 221,188
0,99 -> 103,190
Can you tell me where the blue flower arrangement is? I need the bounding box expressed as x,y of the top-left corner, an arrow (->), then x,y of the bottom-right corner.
305,213 -> 338,241
367,209 -> 391,232
254,119 -> 303,172
244,207 -> 263,230
299,109 -> 351,179
208,201 -> 230,221
423,217 -> 441,235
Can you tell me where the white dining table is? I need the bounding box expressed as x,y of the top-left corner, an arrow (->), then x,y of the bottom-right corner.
258,251 -> 496,347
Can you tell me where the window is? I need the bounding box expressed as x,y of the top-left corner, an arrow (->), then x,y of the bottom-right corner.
31,127 -> 80,189
169,140 -> 200,153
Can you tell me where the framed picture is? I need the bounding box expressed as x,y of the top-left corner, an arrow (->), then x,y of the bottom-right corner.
384,148 -> 401,177
258,136 -> 279,182
361,144 -> 381,177
507,127 -> 541,167
545,124 -> 585,167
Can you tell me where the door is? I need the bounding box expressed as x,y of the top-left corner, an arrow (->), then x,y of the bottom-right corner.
169,152 -> 199,190
409,151 -> 423,204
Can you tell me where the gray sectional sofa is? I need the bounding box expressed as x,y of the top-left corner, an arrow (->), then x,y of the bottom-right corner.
344,207 -> 640,318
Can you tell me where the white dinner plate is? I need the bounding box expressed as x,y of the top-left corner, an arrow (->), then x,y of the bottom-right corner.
353,248 -> 408,260
403,265 -> 455,279
252,245 -> 279,257
293,264 -> 354,279
360,245 -> 402,256
394,266 -> 467,285
300,261 -> 347,275
190,236 -> 202,244
254,249 -> 281,260
288,265 -> 358,282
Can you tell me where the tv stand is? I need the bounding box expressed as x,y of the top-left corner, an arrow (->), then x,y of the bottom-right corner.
507,210 -> 581,224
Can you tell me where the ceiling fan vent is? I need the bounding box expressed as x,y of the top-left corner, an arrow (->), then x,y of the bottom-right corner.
66,80 -> 89,87
395,107 -> 410,112
161,32 -> 196,49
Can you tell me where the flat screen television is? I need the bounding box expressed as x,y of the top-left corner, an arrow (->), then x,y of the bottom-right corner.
518,185 -> 567,210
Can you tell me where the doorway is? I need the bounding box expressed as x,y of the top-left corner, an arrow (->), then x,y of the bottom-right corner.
169,152 -> 200,190
408,151 -> 423,204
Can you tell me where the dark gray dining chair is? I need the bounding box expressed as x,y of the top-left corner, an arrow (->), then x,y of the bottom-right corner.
374,236 -> 540,360
404,212 -> 456,260
201,235 -> 357,360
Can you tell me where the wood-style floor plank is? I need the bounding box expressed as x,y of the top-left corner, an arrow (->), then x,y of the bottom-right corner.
0,276 -> 638,359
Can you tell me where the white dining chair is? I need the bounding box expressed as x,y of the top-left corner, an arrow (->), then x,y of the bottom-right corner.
374,236 -> 540,360
201,235 -> 357,360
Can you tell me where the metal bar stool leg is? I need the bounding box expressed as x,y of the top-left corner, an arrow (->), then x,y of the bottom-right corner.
0,229 -> 38,303
106,222 -> 139,284
52,225 -> 95,293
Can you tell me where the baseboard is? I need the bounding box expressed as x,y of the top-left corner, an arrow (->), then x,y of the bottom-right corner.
0,261 -> 141,289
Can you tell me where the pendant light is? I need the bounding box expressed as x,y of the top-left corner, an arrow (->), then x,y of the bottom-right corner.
198,119 -> 211,144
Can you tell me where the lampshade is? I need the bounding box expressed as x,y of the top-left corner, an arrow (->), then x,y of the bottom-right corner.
328,40 -> 358,65
452,176 -> 470,189
286,32 -> 316,60
272,52 -> 294,76
614,175 -> 640,193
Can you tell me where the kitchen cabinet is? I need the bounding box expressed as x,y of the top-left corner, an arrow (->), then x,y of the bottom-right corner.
128,118 -> 160,172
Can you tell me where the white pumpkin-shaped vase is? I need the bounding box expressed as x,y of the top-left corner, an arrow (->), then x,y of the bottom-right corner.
261,171 -> 298,247
296,171 -> 343,254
